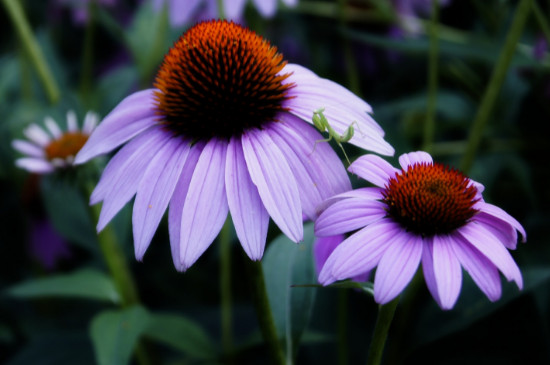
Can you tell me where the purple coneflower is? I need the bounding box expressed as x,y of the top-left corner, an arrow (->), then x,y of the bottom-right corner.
316,151 -> 526,310
75,20 -> 393,271
12,111 -> 98,173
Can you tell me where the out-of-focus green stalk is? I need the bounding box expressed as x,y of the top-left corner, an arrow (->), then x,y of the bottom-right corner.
18,46 -> 33,101
422,0 -> 440,153
338,0 -> 361,96
2,0 -> 60,104
246,259 -> 286,365
79,0 -> 97,106
217,0 -> 225,19
460,0 -> 532,173
365,297 -> 399,365
337,290 -> 349,365
532,1 -> 550,47
220,219 -> 233,360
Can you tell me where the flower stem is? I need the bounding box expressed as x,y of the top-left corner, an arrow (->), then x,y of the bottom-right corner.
217,0 -> 225,19
422,0 -> 440,153
365,297 -> 399,365
2,0 -> 60,104
220,219 -> 233,359
459,0 -> 532,173
245,259 -> 286,365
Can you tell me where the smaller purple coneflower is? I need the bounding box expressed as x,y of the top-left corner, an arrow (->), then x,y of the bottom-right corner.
12,111 -> 98,173
316,151 -> 526,310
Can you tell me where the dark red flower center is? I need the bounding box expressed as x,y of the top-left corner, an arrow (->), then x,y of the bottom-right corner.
154,20 -> 294,141
45,132 -> 89,161
382,162 -> 478,236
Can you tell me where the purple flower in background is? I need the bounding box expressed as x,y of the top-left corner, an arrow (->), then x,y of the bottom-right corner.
30,219 -> 72,271
152,0 -> 298,27
75,20 -> 393,271
534,34 -> 548,61
316,151 -> 525,310
12,111 -> 98,173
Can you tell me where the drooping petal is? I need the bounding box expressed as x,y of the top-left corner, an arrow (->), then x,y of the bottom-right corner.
268,115 -> 351,219
457,222 -> 523,289
319,220 -> 402,285
75,89 -> 157,164
12,140 -> 45,158
451,233 -> 502,301
431,234 -> 462,310
374,231 -> 423,304
15,158 -> 54,173
475,212 -> 518,250
133,138 -> 191,260
475,201 -> 526,243
398,151 -> 433,170
178,139 -> 229,270
316,186 -> 384,213
348,154 -> 399,188
242,128 -> 303,242
95,128 -> 171,231
24,124 -> 50,147
226,137 -> 269,261
315,197 -> 386,236
421,238 -> 441,307
168,143 -> 204,272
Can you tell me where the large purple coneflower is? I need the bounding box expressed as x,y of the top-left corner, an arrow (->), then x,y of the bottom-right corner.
316,151 -> 526,310
75,20 -> 393,271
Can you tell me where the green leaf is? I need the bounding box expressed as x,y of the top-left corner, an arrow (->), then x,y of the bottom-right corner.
263,222 -> 317,359
143,312 -> 218,360
5,269 -> 120,303
90,306 -> 150,365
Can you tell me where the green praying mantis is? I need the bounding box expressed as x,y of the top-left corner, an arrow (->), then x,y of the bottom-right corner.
312,107 -> 358,165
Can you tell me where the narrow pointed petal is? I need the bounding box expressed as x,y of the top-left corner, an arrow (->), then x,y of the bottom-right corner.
44,117 -> 62,138
432,234 -> 462,309
348,154 -> 399,188
83,112 -> 99,134
421,238 -> 442,307
179,139 -> 229,270
242,128 -> 303,242
226,137 -> 269,261
398,151 -> 433,170
66,111 -> 78,132
15,158 -> 54,173
458,222 -> 523,289
451,234 -> 502,301
168,143 -> 204,271
24,124 -> 50,146
315,198 -> 386,236
476,201 -> 526,242
75,89 -> 157,164
133,138 -> 191,260
269,115 -> 351,219
12,140 -> 44,158
374,232 -> 423,304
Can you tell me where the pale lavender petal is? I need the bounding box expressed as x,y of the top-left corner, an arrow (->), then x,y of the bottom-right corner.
432,234 -> 462,310
15,158 -> 54,173
224,0 -> 247,19
168,143 -> 204,271
179,139 -> 229,270
316,186 -> 384,213
282,0 -> 297,5
75,89 -> 157,164
12,140 -> 45,158
457,222 -> 523,289
242,128 -> 303,242
475,201 -> 526,242
168,0 -> 201,26
320,220 -> 402,285
44,117 -> 62,138
348,154 -> 399,188
475,212 -> 518,250
253,0 -> 276,17
133,138 -> 191,260
24,124 -> 50,146
66,110 -> 78,132
451,233 -> 502,301
268,115 -> 351,219
226,137 -> 269,261
314,235 -> 343,276
315,198 -> 386,236
83,112 -> 99,134
398,151 -> 432,170
95,128 -> 171,231
374,231 -> 423,304
421,238 -> 441,306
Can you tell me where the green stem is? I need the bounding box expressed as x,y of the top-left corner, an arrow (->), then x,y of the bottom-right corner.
459,0 -> 532,173
79,0 -> 97,106
245,259 -> 286,365
532,1 -> 550,47
422,0 -> 440,153
2,0 -> 60,104
220,219 -> 233,359
337,289 -> 349,365
365,297 -> 399,365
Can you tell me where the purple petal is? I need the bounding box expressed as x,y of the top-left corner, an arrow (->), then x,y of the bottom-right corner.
421,238 -> 441,306
315,197 -> 386,236
12,140 -> 45,158
374,231 -> 423,304
316,186 -> 384,213
44,116 -> 62,138
224,0 -> 247,19
15,158 -> 54,173
75,89 -> 157,164
242,128 -> 303,242
178,139 -> 229,270
314,235 -> 344,276
450,233 -> 502,301
133,138 -> 191,260
431,234 -> 462,310
476,201 -> 526,243
226,137 -> 269,261
168,143 -> 204,271
253,0 -> 276,17
348,154 -> 398,187
24,124 -> 50,146
268,115 -> 351,219
457,222 -> 523,289
474,212 -> 518,250
168,0 -> 201,26
398,151 -> 433,170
